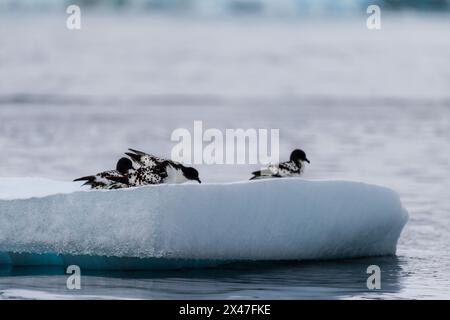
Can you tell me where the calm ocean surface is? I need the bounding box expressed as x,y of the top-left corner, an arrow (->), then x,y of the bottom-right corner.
0,13 -> 449,299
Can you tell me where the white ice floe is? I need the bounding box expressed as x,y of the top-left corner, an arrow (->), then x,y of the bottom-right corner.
0,178 -> 408,269
0,178 -> 82,200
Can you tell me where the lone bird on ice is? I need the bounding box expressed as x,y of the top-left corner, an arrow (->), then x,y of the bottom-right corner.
250,149 -> 310,180
73,157 -> 134,189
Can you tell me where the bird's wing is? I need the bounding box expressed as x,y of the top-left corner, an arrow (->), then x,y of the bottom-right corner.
127,166 -> 166,186
98,170 -> 120,178
277,161 -> 300,176
74,170 -> 121,189
104,174 -> 129,186
126,148 -> 166,169
250,165 -> 279,180
268,164 -> 280,175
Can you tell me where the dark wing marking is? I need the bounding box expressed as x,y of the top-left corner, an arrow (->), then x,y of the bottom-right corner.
251,170 -> 261,176
127,148 -> 147,156
277,161 -> 301,176
126,148 -> 167,169
250,160 -> 300,180
125,152 -> 142,163
105,175 -> 129,185
249,166 -> 283,180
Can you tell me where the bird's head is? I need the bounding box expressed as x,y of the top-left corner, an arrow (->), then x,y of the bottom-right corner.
181,166 -> 201,183
290,149 -> 310,164
116,157 -> 134,174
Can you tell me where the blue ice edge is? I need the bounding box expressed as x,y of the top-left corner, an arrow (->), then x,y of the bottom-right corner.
0,178 -> 409,270
0,252 -> 235,270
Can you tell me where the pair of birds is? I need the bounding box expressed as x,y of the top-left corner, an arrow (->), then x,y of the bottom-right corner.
74,148 -> 310,190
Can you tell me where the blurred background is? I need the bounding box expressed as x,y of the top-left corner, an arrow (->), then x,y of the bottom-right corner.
0,0 -> 449,182
2,0 -> 450,13
0,0 -> 449,183
0,0 -> 449,298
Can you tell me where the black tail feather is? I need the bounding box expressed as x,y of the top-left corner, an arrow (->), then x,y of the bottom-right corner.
125,152 -> 142,162
249,171 -> 261,180
73,175 -> 95,182
128,148 -> 147,156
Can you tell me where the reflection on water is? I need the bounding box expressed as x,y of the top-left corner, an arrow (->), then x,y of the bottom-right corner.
0,257 -> 404,299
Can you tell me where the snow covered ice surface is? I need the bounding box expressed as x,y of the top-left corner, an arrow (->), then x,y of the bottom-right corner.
0,178 -> 408,269
0,178 -> 81,200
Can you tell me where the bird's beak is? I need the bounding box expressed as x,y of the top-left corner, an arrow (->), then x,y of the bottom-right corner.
305,158 -> 310,164
196,178 -> 202,184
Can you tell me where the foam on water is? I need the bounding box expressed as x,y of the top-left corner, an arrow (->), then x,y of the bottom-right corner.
0,178 -> 408,269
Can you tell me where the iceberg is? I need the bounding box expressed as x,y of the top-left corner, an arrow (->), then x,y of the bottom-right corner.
0,178 -> 408,270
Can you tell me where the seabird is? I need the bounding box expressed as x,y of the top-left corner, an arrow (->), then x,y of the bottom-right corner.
73,157 -> 133,189
250,149 -> 310,180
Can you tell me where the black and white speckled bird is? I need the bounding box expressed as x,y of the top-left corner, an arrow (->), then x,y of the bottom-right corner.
73,157 -> 134,189
107,148 -> 202,187
250,149 -> 310,180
